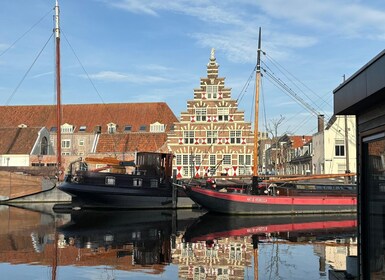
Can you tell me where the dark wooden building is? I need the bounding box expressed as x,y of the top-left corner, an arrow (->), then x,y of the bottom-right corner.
334,49 -> 385,279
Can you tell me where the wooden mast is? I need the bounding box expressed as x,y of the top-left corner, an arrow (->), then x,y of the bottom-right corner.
253,27 -> 261,185
54,0 -> 62,178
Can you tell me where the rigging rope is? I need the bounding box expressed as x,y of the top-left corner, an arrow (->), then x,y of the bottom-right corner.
0,9 -> 52,58
5,33 -> 54,105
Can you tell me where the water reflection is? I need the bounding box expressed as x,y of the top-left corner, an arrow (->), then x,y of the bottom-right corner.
0,204 -> 357,280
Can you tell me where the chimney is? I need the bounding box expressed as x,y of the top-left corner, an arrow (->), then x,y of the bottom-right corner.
318,115 -> 325,133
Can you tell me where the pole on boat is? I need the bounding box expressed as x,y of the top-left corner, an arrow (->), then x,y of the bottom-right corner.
252,27 -> 261,189
54,0 -> 63,179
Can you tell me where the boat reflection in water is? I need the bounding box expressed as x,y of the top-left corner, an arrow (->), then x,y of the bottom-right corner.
176,213 -> 358,279
0,205 -> 357,279
57,209 -> 199,271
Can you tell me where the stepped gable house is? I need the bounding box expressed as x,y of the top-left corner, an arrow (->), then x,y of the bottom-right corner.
0,103 -> 177,169
167,49 -> 254,179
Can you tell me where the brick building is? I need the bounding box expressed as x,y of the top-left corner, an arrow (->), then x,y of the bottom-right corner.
167,49 -> 254,179
0,103 -> 177,171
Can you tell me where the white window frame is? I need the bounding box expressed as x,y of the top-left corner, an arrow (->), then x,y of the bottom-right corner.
195,108 -> 207,122
206,85 -> 218,99
61,139 -> 71,149
217,107 -> 229,122
150,122 -> 165,133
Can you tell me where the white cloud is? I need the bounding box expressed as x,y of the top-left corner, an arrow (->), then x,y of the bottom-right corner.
256,0 -> 385,39
85,70 -> 170,83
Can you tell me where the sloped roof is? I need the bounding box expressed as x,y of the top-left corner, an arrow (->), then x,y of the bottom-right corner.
289,135 -> 312,148
0,103 -> 177,133
96,133 -> 168,153
0,127 -> 41,154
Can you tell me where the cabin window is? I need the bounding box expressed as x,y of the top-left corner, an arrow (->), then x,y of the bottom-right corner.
150,122 -> 165,133
230,130 -> 242,144
335,139 -> 345,156
206,130 -> 218,144
206,85 -> 218,99
124,125 -> 132,132
195,108 -> 207,122
133,178 -> 143,186
79,125 -> 86,132
61,139 -> 71,149
105,176 -> 116,186
184,131 -> 194,144
217,107 -> 229,122
40,136 -> 48,155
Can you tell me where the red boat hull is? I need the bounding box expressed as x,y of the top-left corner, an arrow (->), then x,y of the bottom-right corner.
184,186 -> 357,215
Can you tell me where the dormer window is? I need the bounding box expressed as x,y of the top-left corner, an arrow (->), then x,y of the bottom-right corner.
107,123 -> 117,134
61,123 -> 74,134
124,125 -> 132,132
150,122 -> 165,133
79,125 -> 86,132
139,125 -> 146,132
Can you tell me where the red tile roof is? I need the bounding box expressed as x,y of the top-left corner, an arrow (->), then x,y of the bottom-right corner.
96,132 -> 169,153
0,103 -> 177,133
0,127 -> 41,154
290,135 -> 312,148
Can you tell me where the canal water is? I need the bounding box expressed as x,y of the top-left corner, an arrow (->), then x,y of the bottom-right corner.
0,204 -> 357,280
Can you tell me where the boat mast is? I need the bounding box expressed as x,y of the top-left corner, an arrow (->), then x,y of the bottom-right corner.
54,0 -> 62,177
253,27 -> 261,180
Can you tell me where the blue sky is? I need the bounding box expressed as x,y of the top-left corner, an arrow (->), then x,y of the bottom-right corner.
1,0 -> 385,135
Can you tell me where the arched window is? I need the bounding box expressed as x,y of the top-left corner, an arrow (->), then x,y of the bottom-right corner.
41,137 -> 48,155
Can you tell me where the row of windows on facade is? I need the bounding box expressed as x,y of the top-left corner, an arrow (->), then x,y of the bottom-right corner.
176,154 -> 252,166
183,131 -> 244,144
199,85 -> 223,99
194,107 -> 232,122
50,122 -> 166,134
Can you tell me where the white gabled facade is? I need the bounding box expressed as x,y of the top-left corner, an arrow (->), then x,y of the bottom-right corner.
312,115 -> 356,174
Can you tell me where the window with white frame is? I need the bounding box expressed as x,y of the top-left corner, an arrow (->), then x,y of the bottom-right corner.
61,123 -> 74,134
335,139 -> 345,156
206,130 -> 218,144
176,154 -> 182,165
239,154 -> 251,165
61,139 -> 71,149
222,154 -> 231,165
206,85 -> 218,99
183,130 -> 195,144
177,154 -> 201,178
230,130 -> 242,144
150,122 -> 165,133
107,123 -> 117,134
78,139 -> 85,146
210,154 -> 216,166
79,125 -> 86,132
217,107 -> 229,122
195,108 -> 207,122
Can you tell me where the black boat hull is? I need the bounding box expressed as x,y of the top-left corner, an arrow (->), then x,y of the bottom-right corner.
59,181 -> 176,209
